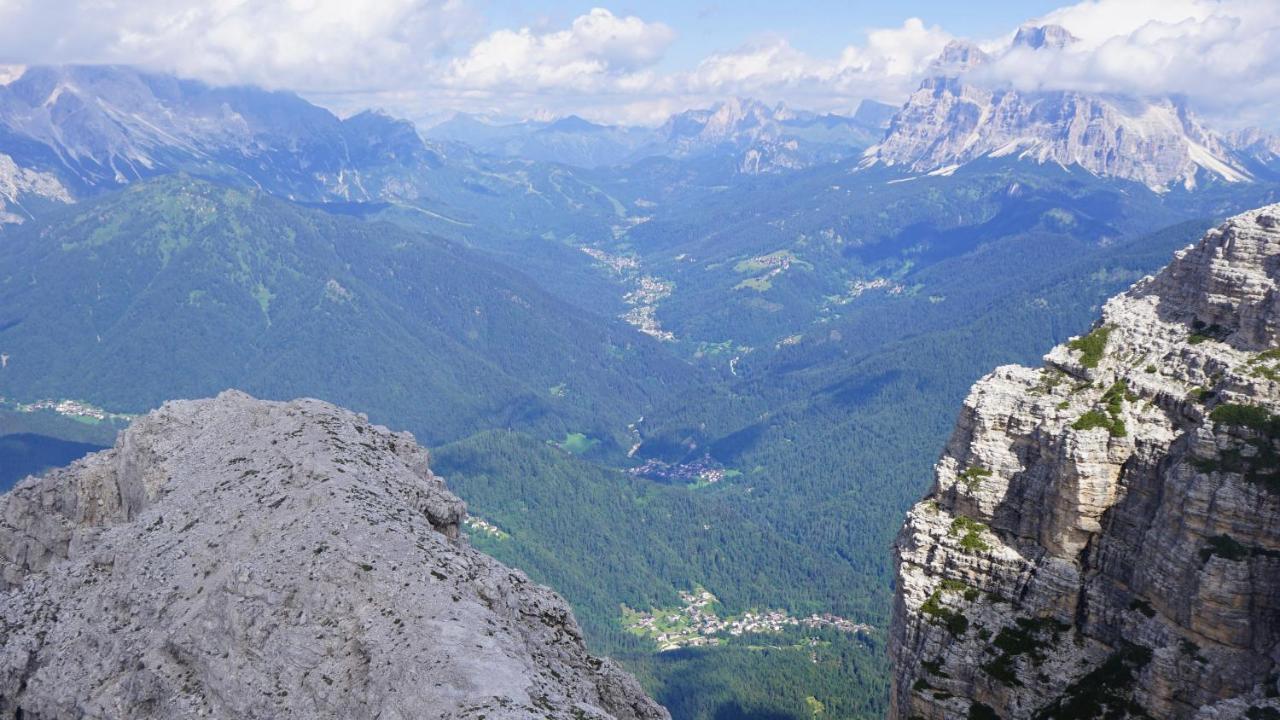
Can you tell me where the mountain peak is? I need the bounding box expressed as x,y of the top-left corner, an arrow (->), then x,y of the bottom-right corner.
1141,203 -> 1280,348
869,37 -> 1250,189
709,97 -> 774,122
1011,24 -> 1078,50
543,114 -> 606,133
0,64 -> 24,85
660,97 -> 774,142
929,40 -> 990,74
852,99 -> 897,129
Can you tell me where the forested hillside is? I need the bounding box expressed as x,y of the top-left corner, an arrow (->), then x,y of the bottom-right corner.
0,176 -> 702,449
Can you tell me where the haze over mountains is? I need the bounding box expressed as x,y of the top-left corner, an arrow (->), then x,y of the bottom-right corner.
1,25 -> 1278,225
425,98 -> 895,172
428,24 -> 1280,190
3,15 -> 1280,720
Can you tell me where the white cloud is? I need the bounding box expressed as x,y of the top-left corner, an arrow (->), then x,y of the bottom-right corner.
445,8 -> 675,92
0,1 -> 948,123
1035,0 -> 1215,46
970,0 -> 1280,127
0,1 -> 1275,128
383,13 -> 950,124
683,19 -> 951,108
838,18 -> 954,80
691,18 -> 952,99
0,0 -> 480,92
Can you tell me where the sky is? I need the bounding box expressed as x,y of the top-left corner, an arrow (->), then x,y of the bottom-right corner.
0,0 -> 1277,129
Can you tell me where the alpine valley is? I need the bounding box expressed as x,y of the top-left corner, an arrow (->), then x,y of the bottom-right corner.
3,20 -> 1280,720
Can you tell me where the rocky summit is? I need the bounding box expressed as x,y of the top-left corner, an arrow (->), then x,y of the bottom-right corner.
891,204 -> 1280,718
0,391 -> 667,720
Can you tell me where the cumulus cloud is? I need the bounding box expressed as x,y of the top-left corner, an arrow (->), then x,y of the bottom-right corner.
684,19 -> 951,108
1036,0 -> 1217,45
0,0 -> 480,92
632,17 -> 947,119
970,0 -> 1280,126
838,18 -> 955,80
445,8 -> 674,91
0,1 -> 952,123
0,0 -> 1276,128
358,12 -> 950,124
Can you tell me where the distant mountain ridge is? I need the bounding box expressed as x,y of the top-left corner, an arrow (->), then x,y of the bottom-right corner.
865,25 -> 1268,190
642,98 -> 890,174
426,98 -> 894,172
2,60 -> 1274,208
0,64 -> 444,199
0,64 -> 647,254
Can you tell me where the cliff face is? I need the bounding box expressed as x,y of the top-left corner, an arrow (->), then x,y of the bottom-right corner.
0,391 -> 668,720
890,204 -> 1280,719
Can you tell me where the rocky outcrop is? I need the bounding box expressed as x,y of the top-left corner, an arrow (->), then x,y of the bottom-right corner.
890,204 -> 1280,719
0,391 -> 668,720
866,27 -> 1251,191
0,151 -> 70,225
1228,128 -> 1280,173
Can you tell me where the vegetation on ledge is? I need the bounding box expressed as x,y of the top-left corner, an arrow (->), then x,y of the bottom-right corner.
950,516 -> 992,553
958,465 -> 992,492
1188,319 -> 1230,345
1067,325 -> 1112,369
921,589 -> 969,638
981,616 -> 1071,687
1072,380 -> 1129,437
1200,403 -> 1280,493
1033,642 -> 1152,720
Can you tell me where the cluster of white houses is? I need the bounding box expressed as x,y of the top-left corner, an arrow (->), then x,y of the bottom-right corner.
628,589 -> 872,652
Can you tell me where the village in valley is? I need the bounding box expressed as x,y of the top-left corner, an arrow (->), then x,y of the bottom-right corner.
627,454 -> 739,488
621,275 -> 676,342
578,245 -> 678,342
623,588 -> 872,652
0,396 -> 133,425
462,515 -> 509,540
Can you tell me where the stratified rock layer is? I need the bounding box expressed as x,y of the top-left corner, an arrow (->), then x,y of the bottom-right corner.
890,204 -> 1280,719
0,391 -> 668,720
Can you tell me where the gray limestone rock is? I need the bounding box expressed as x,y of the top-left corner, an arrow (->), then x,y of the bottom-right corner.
867,28 -> 1251,191
890,204 -> 1280,719
0,390 -> 668,720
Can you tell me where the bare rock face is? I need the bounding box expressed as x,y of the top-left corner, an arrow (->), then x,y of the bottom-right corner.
1228,128 -> 1280,170
890,204 -> 1280,719
867,28 -> 1251,191
0,391 -> 668,720
0,151 -> 71,225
